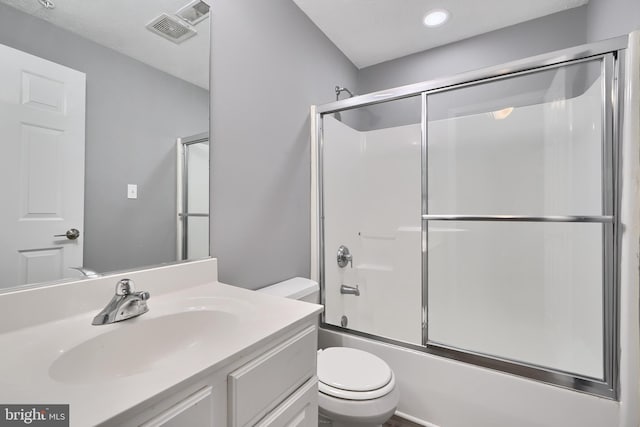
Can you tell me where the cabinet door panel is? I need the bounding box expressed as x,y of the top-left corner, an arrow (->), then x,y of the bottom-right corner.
228,326 -> 317,427
256,378 -> 318,427
140,386 -> 213,427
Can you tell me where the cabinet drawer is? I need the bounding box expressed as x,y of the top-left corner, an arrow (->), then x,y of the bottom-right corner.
255,377 -> 318,427
228,326 -> 317,427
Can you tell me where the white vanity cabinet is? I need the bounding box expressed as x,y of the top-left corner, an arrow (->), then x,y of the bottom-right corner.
112,323 -> 319,427
228,326 -> 318,426
0,260 -> 323,427
139,386 -> 216,427
253,378 -> 318,427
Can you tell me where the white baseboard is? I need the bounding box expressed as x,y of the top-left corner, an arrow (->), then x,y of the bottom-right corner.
395,410 -> 439,427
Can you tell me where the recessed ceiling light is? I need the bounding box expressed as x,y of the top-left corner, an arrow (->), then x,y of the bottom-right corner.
423,9 -> 450,27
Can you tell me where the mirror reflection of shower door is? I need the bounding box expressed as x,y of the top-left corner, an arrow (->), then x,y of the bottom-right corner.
177,133 -> 209,261
321,97 -> 423,345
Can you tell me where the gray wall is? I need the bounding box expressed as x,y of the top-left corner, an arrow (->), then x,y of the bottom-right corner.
0,3 -> 209,273
358,0 -> 640,95
586,0 -> 640,42
356,7 -> 588,95
210,0 -> 639,290
210,0 -> 358,289
352,7 -> 589,131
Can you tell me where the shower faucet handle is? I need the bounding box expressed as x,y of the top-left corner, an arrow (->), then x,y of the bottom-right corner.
337,245 -> 352,268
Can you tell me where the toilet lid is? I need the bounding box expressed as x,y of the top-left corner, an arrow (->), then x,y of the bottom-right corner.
317,347 -> 392,392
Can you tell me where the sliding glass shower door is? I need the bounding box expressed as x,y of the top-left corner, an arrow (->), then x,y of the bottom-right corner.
322,97 -> 423,345
318,45 -> 620,397
425,58 -> 613,381
177,133 -> 210,261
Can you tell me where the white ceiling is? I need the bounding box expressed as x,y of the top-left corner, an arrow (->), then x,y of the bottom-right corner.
0,0 -> 210,89
1,0 -> 590,85
293,0 -> 589,69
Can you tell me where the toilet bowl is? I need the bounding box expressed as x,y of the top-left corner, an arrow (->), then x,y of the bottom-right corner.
317,347 -> 399,427
257,277 -> 400,426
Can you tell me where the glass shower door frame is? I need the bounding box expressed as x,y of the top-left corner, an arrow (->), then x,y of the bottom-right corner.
315,36 -> 626,399
421,53 -> 619,399
177,132 -> 210,261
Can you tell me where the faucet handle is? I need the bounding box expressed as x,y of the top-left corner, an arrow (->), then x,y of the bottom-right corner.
115,278 -> 135,296
337,245 -> 353,268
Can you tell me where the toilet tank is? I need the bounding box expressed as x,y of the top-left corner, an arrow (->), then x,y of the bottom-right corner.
257,277 -> 319,304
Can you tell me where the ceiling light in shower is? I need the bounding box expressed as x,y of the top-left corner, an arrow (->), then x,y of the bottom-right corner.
490,107 -> 514,120
423,9 -> 450,27
37,0 -> 55,9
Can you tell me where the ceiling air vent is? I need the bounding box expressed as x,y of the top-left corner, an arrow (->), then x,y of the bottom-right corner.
146,13 -> 197,44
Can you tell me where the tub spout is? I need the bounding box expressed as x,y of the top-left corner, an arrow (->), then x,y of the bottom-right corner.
340,284 -> 360,296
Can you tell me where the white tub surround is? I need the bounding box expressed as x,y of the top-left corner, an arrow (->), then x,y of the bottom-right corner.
0,258 -> 323,426
322,117 -> 422,345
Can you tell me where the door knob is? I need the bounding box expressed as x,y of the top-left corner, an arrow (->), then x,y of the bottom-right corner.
54,228 -> 80,240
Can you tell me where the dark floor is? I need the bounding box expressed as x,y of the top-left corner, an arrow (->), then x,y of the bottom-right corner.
384,415 -> 424,427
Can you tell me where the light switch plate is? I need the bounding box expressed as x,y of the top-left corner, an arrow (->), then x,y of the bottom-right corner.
127,184 -> 138,199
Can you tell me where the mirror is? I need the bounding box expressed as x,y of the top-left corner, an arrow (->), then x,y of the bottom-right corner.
0,0 -> 210,291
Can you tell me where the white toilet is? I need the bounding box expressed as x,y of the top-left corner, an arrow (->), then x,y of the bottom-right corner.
258,277 -> 400,427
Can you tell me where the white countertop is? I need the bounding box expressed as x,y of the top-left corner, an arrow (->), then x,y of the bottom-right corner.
0,266 -> 322,426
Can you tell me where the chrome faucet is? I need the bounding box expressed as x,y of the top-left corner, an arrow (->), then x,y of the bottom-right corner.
69,266 -> 100,278
92,278 -> 150,325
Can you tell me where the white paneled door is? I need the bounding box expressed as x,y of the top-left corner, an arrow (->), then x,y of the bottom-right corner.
0,43 -> 86,289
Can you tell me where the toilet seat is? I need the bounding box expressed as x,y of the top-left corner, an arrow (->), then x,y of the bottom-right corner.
317,347 -> 395,401
319,372 -> 396,400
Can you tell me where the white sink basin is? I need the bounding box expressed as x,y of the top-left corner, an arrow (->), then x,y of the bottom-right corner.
0,260 -> 324,427
49,309 -> 238,384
